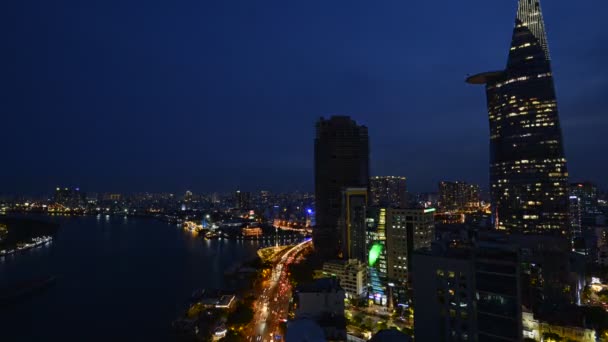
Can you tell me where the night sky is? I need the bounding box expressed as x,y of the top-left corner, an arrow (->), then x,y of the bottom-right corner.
2,0 -> 607,195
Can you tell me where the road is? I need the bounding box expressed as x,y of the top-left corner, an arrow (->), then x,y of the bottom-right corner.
247,239 -> 312,342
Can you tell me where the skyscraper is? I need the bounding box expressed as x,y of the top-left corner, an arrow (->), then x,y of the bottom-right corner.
367,207 -> 389,305
340,187 -> 368,262
369,176 -> 407,208
234,190 -> 250,210
53,187 -> 85,208
467,0 -> 569,233
314,116 -> 369,260
386,208 -> 435,286
570,182 -> 599,218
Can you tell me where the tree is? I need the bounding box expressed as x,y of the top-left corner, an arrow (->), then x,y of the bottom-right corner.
219,330 -> 245,342
377,321 -> 388,331
599,289 -> 608,303
227,303 -> 254,327
362,318 -> 373,331
352,313 -> 364,326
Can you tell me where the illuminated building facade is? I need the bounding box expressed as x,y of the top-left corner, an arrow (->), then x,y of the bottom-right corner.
322,259 -> 368,299
314,116 -> 369,260
102,193 -> 122,202
413,242 -> 522,342
438,181 -> 480,211
241,226 -> 262,237
234,190 -> 251,210
386,208 -> 435,285
369,176 -> 407,208
366,207 -> 388,305
340,187 -> 368,262
53,187 -> 85,208
570,182 -> 600,227
467,0 -> 569,233
569,195 -> 582,243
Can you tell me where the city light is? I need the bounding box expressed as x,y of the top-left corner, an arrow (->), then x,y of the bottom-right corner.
368,243 -> 383,267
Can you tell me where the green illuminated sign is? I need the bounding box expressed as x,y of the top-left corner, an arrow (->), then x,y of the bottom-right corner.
369,243 -> 383,266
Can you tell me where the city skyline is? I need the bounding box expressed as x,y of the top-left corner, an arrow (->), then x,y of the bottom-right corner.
2,0 -> 607,194
4,1 -> 608,341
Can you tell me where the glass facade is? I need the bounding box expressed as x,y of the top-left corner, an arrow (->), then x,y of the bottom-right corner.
342,188 -> 368,262
467,0 -> 569,233
475,246 -> 521,341
314,116 -> 369,259
366,207 -> 388,305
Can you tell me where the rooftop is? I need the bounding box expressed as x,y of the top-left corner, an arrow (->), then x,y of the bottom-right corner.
297,277 -> 344,293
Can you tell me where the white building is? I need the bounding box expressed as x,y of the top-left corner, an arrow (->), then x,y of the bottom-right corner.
295,278 -> 345,319
294,278 -> 347,341
386,208 -> 435,284
322,259 -> 368,299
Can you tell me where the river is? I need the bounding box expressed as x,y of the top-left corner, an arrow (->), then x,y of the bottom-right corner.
0,215 -> 260,341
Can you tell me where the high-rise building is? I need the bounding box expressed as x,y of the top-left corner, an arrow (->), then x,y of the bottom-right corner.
85,192 -> 98,204
53,187 -> 85,208
340,187 -> 367,262
234,190 -> 250,210
467,0 -> 569,233
438,181 -> 480,211
314,116 -> 369,259
367,207 -> 389,305
260,190 -> 271,205
569,195 -> 582,242
413,242 -> 522,341
386,208 -> 435,286
211,192 -> 220,204
570,182 -> 600,227
369,176 -> 407,208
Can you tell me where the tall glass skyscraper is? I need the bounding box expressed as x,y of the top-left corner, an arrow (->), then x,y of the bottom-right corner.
467,0 -> 569,233
314,116 -> 369,259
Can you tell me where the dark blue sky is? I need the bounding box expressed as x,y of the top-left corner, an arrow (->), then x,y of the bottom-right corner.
2,0 -> 607,194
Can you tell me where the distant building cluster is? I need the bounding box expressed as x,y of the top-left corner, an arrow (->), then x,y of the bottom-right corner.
369,176 -> 407,208
438,181 -> 480,211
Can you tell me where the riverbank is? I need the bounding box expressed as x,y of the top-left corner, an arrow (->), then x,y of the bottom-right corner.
172,255 -> 265,341
0,217 -> 59,251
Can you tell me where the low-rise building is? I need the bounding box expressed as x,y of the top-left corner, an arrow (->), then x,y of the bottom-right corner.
294,278 -> 346,341
241,226 -> 262,237
322,259 -> 368,299
523,310 -> 596,342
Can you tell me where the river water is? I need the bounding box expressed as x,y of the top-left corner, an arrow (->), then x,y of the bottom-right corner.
0,215 -> 260,341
